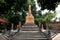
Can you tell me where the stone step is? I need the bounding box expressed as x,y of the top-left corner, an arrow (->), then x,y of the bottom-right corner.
0,35 -> 9,40
51,32 -> 57,38
21,27 -> 39,31
23,23 -> 37,26
13,31 -> 48,40
21,23 -> 39,31
20,31 -> 39,32
13,38 -> 48,40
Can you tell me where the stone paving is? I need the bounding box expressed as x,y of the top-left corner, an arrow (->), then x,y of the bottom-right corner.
0,31 -> 48,40
52,33 -> 60,40
0,29 -> 58,40
13,31 -> 48,40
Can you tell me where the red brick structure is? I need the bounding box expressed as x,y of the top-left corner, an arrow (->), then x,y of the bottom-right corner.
46,21 -> 60,30
0,17 -> 8,30
0,17 -> 8,23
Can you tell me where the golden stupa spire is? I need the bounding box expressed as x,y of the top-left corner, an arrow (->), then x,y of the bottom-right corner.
27,0 -> 32,15
28,5 -> 32,15
25,0 -> 34,24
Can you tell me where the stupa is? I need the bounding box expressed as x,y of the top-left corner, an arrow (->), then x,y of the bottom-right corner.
21,5 -> 39,31
25,5 -> 34,24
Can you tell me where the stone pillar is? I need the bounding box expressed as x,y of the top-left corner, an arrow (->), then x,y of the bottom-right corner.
38,22 -> 42,31
46,23 -> 48,30
19,22 -> 21,27
11,23 -> 14,30
38,22 -> 42,28
17,25 -> 18,29
18,21 -> 21,30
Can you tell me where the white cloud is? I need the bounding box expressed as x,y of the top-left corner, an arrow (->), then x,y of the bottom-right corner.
41,9 -> 49,15
55,14 -> 60,18
51,4 -> 60,21
50,10 -> 54,13
34,0 -> 41,11
55,4 -> 60,18
55,5 -> 60,14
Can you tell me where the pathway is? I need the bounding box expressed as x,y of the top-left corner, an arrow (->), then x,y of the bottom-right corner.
52,33 -> 60,40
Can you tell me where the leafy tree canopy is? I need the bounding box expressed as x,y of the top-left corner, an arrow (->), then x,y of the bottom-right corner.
37,0 -> 60,10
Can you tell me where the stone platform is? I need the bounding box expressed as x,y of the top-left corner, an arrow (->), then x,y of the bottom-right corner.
20,23 -> 39,31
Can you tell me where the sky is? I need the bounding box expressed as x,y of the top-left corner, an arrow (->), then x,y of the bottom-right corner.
34,0 -> 60,21
55,5 -> 60,18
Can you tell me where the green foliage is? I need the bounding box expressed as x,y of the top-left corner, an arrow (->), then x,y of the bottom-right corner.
0,0 -> 57,25
8,13 -> 23,24
0,0 -> 27,24
35,11 -> 56,23
35,11 -> 56,29
44,12 -> 56,22
35,18 -> 45,24
37,0 -> 60,10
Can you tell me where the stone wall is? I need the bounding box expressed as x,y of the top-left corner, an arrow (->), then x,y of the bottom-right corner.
46,23 -> 60,30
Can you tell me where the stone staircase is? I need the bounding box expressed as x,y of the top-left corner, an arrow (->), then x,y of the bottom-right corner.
18,23 -> 48,40
13,31 -> 48,40
0,30 -> 58,40
21,27 -> 39,31
21,23 -> 39,31
0,34 -> 9,40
